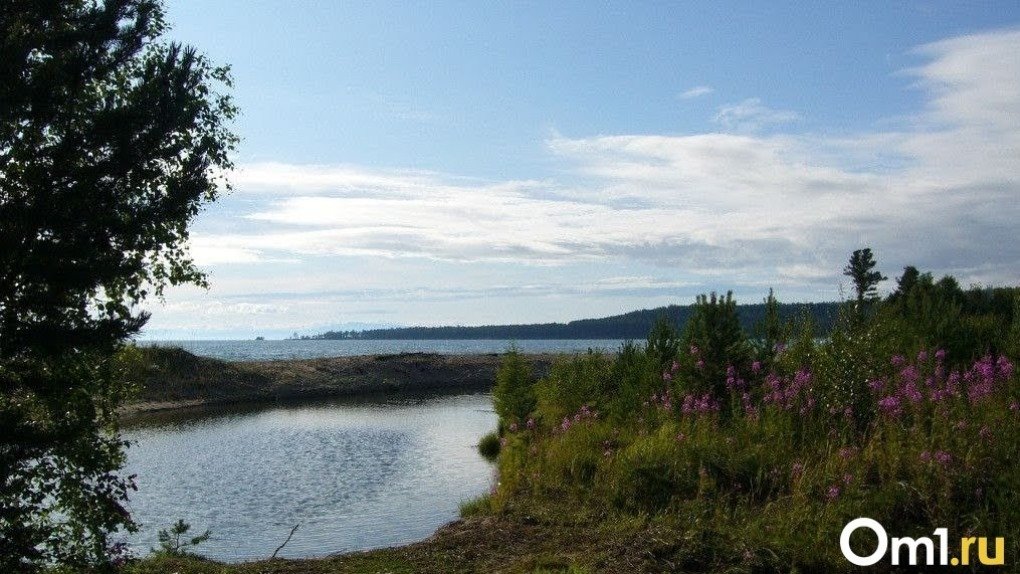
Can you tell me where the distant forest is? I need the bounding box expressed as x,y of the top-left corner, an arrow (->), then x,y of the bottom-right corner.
305,301 -> 842,341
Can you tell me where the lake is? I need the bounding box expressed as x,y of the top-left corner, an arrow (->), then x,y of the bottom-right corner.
122,392 -> 497,562
138,338 -> 628,361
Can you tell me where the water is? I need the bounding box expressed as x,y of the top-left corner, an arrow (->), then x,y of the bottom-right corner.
138,338 -> 627,361
121,392 -> 497,562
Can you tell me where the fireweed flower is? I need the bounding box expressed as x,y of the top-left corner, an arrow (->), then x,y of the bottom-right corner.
791,462 -> 805,477
934,451 -> 952,466
526,418 -> 535,430
878,395 -> 902,417
979,425 -> 992,441
751,361 -> 762,374
741,393 -> 758,418
681,393 -> 719,414
946,372 -> 961,396
681,394 -> 695,414
891,355 -> 906,368
900,380 -> 923,404
899,365 -> 920,387
725,365 -> 747,392
997,355 -> 1015,379
826,485 -> 841,501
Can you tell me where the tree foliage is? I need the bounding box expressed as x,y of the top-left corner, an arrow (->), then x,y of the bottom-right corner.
310,301 -> 841,341
679,291 -> 751,400
154,519 -> 211,557
645,315 -> 680,371
842,248 -> 886,304
882,265 -> 1017,363
493,346 -> 535,427
0,1 -> 236,569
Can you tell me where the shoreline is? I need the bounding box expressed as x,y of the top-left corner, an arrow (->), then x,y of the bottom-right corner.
124,348 -> 558,416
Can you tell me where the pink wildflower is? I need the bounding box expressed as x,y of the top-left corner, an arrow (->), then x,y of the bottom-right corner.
791,462 -> 804,477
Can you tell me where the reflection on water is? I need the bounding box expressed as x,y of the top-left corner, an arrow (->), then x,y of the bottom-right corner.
122,392 -> 496,561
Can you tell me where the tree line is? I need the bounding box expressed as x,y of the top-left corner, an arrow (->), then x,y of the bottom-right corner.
307,301 -> 842,341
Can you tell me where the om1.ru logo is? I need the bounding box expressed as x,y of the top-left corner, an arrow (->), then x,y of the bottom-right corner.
841,518 -> 1005,567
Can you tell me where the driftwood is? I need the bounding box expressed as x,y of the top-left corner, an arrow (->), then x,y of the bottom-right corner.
270,524 -> 300,559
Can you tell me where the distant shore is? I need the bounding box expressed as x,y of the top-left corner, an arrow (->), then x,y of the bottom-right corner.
124,347 -> 558,415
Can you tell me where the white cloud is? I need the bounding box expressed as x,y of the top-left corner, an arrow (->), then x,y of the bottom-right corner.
712,98 -> 800,132
679,85 -> 714,99
188,28 -> 1020,313
189,242 -> 264,265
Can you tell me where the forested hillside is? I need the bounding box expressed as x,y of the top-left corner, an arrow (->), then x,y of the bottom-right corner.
308,301 -> 842,340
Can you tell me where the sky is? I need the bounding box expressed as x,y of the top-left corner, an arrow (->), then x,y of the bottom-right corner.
141,1 -> 1020,339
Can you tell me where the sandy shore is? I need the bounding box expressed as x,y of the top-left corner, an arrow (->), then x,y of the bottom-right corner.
123,349 -> 558,415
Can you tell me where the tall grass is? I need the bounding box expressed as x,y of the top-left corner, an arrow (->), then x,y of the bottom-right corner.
487,297 -> 1020,571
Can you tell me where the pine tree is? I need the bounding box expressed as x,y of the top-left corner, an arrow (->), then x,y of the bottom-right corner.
843,248 -> 887,305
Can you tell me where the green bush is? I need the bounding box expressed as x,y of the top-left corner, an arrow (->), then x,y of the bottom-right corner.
534,351 -> 611,426
478,431 -> 501,461
645,316 -> 680,371
678,291 -> 752,400
154,519 -> 211,557
493,345 -> 536,426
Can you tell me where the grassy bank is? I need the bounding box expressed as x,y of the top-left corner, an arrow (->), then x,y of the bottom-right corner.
121,515 -> 684,573
471,288 -> 1020,572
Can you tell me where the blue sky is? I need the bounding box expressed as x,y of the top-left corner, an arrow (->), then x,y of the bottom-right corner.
142,2 -> 1020,339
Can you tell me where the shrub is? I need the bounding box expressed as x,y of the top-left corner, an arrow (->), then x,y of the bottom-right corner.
478,431 -> 501,461
154,519 -> 211,557
534,351 -> 611,426
678,291 -> 752,400
493,346 -> 536,426
645,316 -> 680,372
